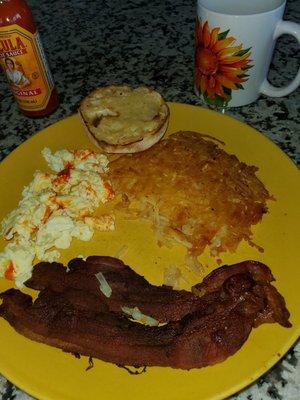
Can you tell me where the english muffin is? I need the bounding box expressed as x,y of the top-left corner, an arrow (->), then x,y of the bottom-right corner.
79,85 -> 169,153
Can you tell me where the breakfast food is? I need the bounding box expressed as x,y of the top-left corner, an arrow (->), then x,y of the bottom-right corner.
108,131 -> 272,268
0,149 -> 114,287
0,257 -> 290,369
25,256 -> 207,322
79,85 -> 169,153
25,257 -> 290,326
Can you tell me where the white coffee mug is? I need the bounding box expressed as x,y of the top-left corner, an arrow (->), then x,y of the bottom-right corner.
194,0 -> 300,107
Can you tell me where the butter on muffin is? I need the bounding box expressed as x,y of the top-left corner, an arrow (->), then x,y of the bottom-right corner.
79,85 -> 169,153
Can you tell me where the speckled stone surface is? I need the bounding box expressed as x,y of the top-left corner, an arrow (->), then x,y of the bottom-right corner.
0,0 -> 299,399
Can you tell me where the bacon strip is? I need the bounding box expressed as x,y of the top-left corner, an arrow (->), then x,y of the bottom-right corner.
0,258 -> 291,369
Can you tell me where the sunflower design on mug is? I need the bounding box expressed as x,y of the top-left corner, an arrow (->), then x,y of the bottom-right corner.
195,19 -> 253,106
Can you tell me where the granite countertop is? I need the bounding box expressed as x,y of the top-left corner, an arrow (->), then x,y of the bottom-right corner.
0,0 -> 299,399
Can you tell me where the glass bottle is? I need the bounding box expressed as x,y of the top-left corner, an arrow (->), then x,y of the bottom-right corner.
0,0 -> 59,117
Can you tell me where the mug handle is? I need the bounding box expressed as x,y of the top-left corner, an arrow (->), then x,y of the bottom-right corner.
260,21 -> 300,97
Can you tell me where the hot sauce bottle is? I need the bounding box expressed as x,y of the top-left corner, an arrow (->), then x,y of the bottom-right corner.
0,0 -> 59,117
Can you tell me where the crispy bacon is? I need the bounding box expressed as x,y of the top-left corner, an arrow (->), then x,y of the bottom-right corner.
0,258 -> 291,369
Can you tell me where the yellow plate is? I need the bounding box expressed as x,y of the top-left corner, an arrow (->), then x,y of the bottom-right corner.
0,103 -> 299,400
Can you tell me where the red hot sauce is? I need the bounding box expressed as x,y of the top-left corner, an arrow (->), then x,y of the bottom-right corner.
0,0 -> 59,117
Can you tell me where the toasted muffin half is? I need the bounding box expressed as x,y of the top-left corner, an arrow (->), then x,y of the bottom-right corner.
79,85 -> 170,153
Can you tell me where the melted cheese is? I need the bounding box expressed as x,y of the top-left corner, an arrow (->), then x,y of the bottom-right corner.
84,87 -> 165,145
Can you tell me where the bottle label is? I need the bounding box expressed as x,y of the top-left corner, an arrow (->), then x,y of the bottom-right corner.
0,24 -> 54,111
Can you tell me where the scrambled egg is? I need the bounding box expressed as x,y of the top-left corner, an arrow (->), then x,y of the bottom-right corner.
0,148 -> 114,287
